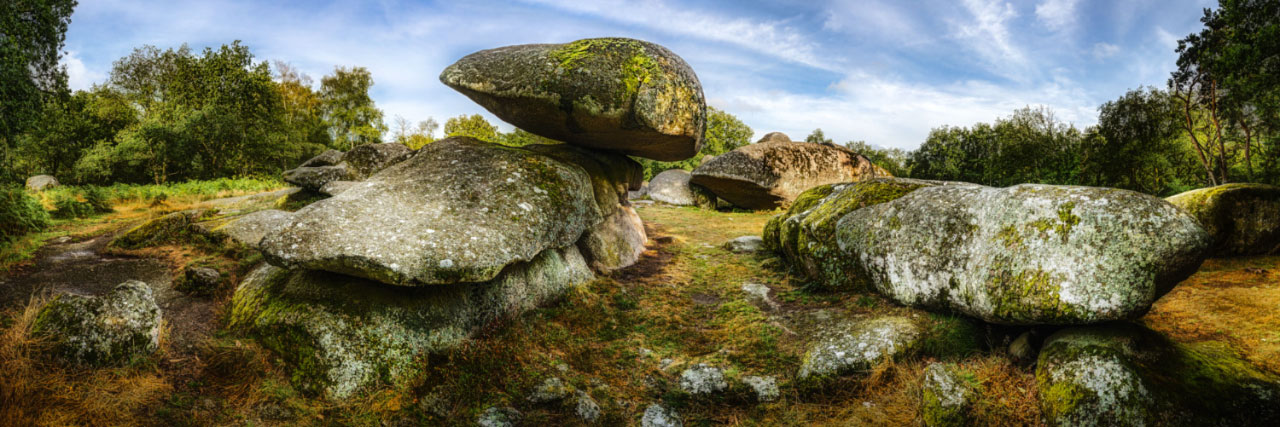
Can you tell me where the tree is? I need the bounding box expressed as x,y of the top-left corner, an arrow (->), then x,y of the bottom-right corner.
392,115 -> 438,150
905,107 -> 1085,187
13,87 -> 136,181
444,114 -> 498,141
275,61 -> 332,166
496,128 -> 557,147
320,66 -> 386,150
1084,87 -> 1197,195
0,0 -> 77,181
845,140 -> 909,177
804,128 -> 833,145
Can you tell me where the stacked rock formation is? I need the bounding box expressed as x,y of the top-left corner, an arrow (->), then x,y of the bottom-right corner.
690,132 -> 891,209
282,143 -> 413,192
231,37 -> 706,399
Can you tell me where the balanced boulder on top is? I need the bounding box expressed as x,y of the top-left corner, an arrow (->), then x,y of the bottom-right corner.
440,37 -> 706,161
691,133 -> 891,209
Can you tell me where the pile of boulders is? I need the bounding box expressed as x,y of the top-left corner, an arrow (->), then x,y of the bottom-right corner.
229,37 -> 707,399
763,178 -> 1280,424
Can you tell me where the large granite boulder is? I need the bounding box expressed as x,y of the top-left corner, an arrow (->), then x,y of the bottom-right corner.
648,169 -> 696,206
1167,183 -> 1280,256
31,281 -> 162,366
25,174 -> 59,191
690,135 -> 891,209
299,149 -> 344,167
230,247 -> 593,399
282,144 -> 412,191
260,137 -> 640,286
282,165 -> 354,192
440,37 -> 706,161
342,143 -> 413,178
577,205 -> 647,273
838,184 -> 1210,325
1037,323 -> 1280,426
212,209 -> 294,247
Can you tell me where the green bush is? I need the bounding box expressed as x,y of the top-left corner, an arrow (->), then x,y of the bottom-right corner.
1,186 -> 52,243
51,192 -> 94,219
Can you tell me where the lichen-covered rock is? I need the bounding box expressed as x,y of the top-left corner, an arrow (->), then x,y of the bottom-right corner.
1036,323 -> 1280,426
723,235 -> 764,253
764,178 -> 942,289
441,37 -> 706,161
798,315 -> 921,380
211,209 -> 294,247
477,406 -> 521,427
229,246 -> 593,399
649,169 -> 696,205
574,391 -> 602,422
261,137 -> 634,286
175,266 -> 222,296
641,403 -> 682,427
742,375 -> 779,402
110,209 -> 217,249
341,143 -> 413,178
318,180 -> 358,197
282,165 -> 354,191
690,135 -> 891,210
679,364 -> 728,395
921,363 -> 977,427
31,280 -> 161,366
25,174 -> 59,191
528,377 -> 571,403
577,205 -> 647,273
299,149 -> 344,168
837,184 -> 1211,324
1167,183 -> 1280,256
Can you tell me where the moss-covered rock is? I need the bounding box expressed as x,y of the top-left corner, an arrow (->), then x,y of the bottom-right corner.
1166,183 -> 1280,256
110,209 -> 218,249
837,184 -> 1210,325
229,245 -> 594,399
260,137 -> 635,286
921,363 -> 978,427
1036,323 -> 1280,426
31,281 -> 161,366
689,134 -> 892,210
210,209 -> 294,247
440,37 -> 706,161
797,315 -> 921,381
765,178 -> 940,290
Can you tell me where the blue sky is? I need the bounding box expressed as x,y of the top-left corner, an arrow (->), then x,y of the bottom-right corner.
61,0 -> 1213,150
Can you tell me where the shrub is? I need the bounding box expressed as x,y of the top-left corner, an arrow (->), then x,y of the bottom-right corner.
0,187 -> 52,243
50,192 -> 94,219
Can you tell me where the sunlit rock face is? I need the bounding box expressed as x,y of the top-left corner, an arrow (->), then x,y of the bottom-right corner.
260,137 -> 641,286
767,180 -> 1210,325
690,134 -> 891,210
1166,183 -> 1280,256
648,169 -> 696,206
441,37 -> 706,161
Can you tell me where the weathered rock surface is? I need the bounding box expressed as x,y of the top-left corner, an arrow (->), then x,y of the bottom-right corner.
477,406 -> 521,427
690,135 -> 891,209
176,266 -> 222,296
527,377 -> 571,404
299,149 -> 344,168
229,246 -> 593,399
31,280 -> 161,366
25,174 -> 59,191
649,169 -> 696,205
574,391 -> 602,422
723,235 -> 764,253
577,205 -> 647,273
837,184 -> 1210,325
441,37 -> 706,161
679,364 -> 727,395
921,363 -> 976,427
764,178 -> 945,290
742,375 -> 779,402
341,143 -> 412,178
212,209 -> 294,247
798,315 -> 921,380
111,209 -> 216,249
260,137 -> 637,286
642,403 -> 682,427
318,180 -> 358,197
282,144 -> 412,191
1036,323 -> 1280,426
282,165 -> 353,191
1167,183 -> 1280,255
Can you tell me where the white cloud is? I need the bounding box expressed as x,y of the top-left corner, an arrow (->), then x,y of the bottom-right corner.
520,0 -> 835,71
1091,42 -> 1120,60
952,0 -> 1028,80
1035,0 -> 1080,32
62,50 -> 106,90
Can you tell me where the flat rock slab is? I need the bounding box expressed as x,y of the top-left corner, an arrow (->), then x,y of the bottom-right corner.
441,37 -> 706,161
691,138 -> 890,210
261,137 -> 615,286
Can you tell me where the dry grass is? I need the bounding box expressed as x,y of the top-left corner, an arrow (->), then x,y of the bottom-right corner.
1143,255 -> 1280,374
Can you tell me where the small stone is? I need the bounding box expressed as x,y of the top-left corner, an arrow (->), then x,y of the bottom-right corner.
723,235 -> 764,253
921,363 -> 975,427
25,174 -> 59,191
742,376 -> 780,402
574,391 -> 602,423
176,266 -> 222,296
642,403 -> 682,427
477,406 -> 521,427
1008,331 -> 1037,364
741,282 -> 779,311
527,377 -> 571,404
798,315 -> 921,380
679,363 -> 728,395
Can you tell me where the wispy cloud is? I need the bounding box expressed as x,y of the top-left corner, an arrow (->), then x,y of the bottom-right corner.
1035,0 -> 1080,32
951,0 -> 1028,81
1090,42 -> 1120,60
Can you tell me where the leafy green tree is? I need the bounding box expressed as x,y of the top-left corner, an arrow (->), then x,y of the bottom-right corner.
0,0 -> 77,181
637,106 -> 753,179
496,128 -> 558,147
12,88 -> 136,180
1084,87 -> 1199,195
444,114 -> 498,141
906,107 -> 1084,187
320,66 -> 386,150
274,61 -> 332,166
804,128 -> 833,144
845,140 -> 910,177
391,115 -> 438,150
